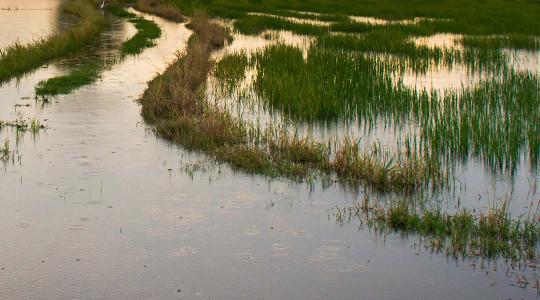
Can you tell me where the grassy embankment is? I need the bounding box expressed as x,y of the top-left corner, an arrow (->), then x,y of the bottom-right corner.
138,2 -> 539,261
0,0 -> 106,84
35,4 -> 162,97
140,14 -> 448,193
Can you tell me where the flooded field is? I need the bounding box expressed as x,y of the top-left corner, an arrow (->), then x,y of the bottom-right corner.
1,0 -> 539,299
0,0 -> 63,48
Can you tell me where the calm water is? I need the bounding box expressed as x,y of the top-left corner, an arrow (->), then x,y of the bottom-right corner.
0,3 -> 538,299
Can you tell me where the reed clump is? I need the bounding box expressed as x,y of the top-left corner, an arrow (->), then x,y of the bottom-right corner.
213,52 -> 248,91
333,196 -> 540,262
247,43 -> 540,173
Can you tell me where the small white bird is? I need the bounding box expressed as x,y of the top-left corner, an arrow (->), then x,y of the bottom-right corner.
100,0 -> 105,9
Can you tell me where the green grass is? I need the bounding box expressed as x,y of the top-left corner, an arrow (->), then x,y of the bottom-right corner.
35,5 -> 162,97
169,0 -> 540,36
35,62 -> 103,97
141,15 -> 449,192
234,15 -> 328,36
244,43 -> 540,173
0,0 -> 106,83
214,52 -> 249,91
0,139 -> 13,164
107,4 -> 162,56
461,35 -> 540,51
333,196 -> 539,263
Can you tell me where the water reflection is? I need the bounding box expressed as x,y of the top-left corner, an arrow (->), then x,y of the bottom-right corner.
0,4 -> 538,300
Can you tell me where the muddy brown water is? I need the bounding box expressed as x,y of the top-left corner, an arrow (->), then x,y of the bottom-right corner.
0,2 -> 538,299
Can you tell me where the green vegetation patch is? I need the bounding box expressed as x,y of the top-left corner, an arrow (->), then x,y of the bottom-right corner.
168,0 -> 540,37
35,5 -> 162,97
35,62 -> 103,97
234,15 -> 328,36
140,15 -> 449,193
248,44 -> 540,172
333,196 -> 539,263
0,0 -> 106,83
107,4 -> 162,56
214,52 -> 249,91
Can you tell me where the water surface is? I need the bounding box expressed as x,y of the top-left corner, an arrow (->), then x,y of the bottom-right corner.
0,4 -> 538,299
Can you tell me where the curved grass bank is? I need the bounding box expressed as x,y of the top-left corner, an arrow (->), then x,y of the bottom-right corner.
139,15 -> 447,193
0,0 -> 106,83
35,5 -> 162,97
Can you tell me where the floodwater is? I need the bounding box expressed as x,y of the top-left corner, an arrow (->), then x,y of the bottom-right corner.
0,0 -> 60,48
0,3 -> 539,300
208,18 -> 540,217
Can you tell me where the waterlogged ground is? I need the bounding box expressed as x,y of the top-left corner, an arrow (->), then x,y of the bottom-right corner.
207,19 -> 540,216
0,3 -> 539,300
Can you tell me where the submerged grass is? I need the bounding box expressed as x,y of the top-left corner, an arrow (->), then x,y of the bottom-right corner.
214,52 -> 248,92
0,0 -> 106,83
140,14 -> 449,193
247,43 -> 540,173
333,196 -> 539,264
0,118 -> 45,134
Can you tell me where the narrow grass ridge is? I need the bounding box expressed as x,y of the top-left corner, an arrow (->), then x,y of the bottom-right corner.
35,5 -> 162,97
140,14 -> 448,193
107,4 -> 162,56
0,0 -> 106,83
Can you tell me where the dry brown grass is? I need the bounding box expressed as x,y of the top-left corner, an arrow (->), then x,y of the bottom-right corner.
135,0 -> 185,22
